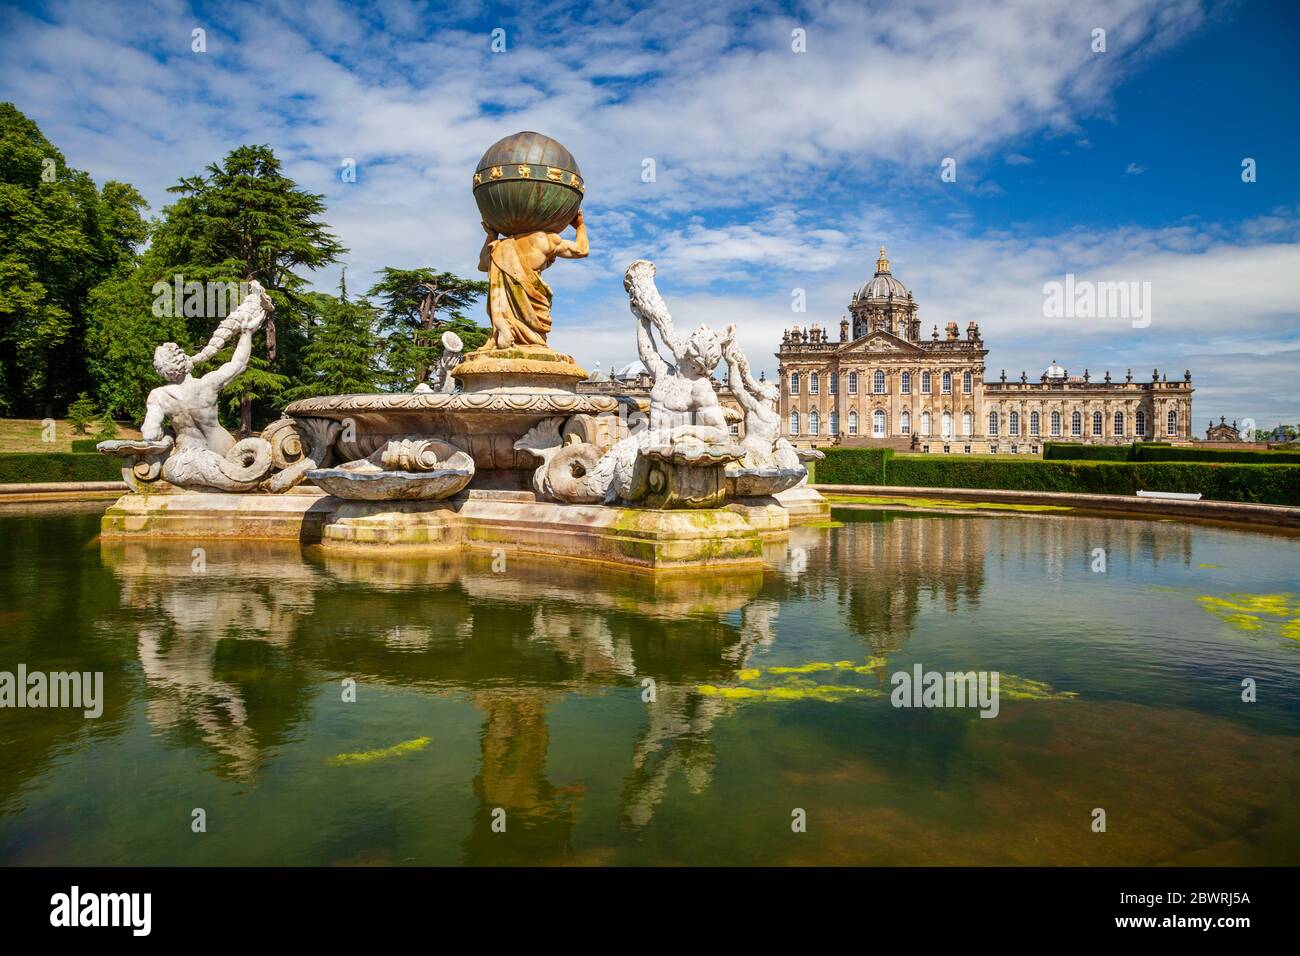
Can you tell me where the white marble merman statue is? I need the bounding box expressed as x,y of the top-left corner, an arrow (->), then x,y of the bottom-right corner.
140,281 -> 278,491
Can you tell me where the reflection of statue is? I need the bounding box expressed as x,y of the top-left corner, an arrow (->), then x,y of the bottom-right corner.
476,213 -> 588,349
137,282 -> 276,491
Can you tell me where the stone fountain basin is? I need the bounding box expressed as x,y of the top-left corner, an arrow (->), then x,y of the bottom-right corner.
285,391 -> 620,471
307,467 -> 474,501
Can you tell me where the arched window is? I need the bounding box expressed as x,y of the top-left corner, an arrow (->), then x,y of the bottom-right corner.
962,411 -> 972,436
1009,411 -> 1019,436
1030,411 -> 1040,436
942,371 -> 952,394
1136,410 -> 1146,437
848,410 -> 858,435
1113,411 -> 1124,437
789,372 -> 799,395
921,371 -> 932,394
828,372 -> 838,395
1167,409 -> 1177,436
847,371 -> 858,395
901,371 -> 911,394
829,410 -> 839,436
989,411 -> 999,436
1092,411 -> 1103,436
962,371 -> 972,394
897,319 -> 908,339
810,372 -> 819,395
809,410 -> 819,436
872,409 -> 886,437
1051,411 -> 1062,436
942,411 -> 953,437
873,370 -> 886,394
1071,411 -> 1081,436
921,411 -> 932,436
789,410 -> 799,435
901,409 -> 911,434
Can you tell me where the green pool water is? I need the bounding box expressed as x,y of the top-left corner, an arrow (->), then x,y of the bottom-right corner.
1,502 -> 1298,866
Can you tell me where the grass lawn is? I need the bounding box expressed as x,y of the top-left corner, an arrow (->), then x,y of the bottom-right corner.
0,418 -> 142,454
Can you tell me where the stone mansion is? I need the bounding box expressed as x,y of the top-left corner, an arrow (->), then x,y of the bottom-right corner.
776,247 -> 1194,453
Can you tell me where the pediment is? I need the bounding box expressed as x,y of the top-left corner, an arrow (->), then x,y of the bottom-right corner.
838,330 -> 925,355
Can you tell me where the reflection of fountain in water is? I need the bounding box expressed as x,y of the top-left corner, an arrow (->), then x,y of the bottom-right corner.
103,540 -> 320,781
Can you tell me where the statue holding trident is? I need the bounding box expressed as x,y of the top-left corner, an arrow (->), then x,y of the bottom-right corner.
477,211 -> 588,349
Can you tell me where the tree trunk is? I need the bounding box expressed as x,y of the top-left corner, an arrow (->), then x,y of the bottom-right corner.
240,396 -> 253,438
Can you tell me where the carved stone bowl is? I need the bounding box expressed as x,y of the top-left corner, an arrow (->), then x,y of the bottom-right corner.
306,466 -> 474,501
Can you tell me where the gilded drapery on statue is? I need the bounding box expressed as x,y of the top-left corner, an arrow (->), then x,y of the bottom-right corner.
486,235 -> 554,348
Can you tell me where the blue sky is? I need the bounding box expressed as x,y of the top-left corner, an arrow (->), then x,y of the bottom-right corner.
1,0 -> 1297,427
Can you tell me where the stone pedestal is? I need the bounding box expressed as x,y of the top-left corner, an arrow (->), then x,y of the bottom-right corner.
773,485 -> 832,523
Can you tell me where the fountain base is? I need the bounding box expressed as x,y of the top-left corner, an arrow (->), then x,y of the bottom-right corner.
99,488 -> 795,571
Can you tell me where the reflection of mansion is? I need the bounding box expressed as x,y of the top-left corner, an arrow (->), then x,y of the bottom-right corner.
776,247 -> 1194,453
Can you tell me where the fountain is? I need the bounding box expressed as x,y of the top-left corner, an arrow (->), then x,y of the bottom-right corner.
98,132 -> 828,570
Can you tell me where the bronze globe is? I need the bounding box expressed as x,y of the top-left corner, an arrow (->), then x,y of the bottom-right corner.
472,131 -> 583,236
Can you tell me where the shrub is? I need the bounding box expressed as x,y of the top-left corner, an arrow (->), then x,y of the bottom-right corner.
0,453 -> 122,483
97,414 -> 120,440
817,448 -> 893,485
70,438 -> 101,453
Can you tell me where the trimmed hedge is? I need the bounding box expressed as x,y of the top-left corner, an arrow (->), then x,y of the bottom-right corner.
881,457 -> 1300,505
1134,444 -> 1300,465
1043,442 -> 1133,462
70,438 -> 101,453
0,453 -> 121,484
817,448 -> 894,485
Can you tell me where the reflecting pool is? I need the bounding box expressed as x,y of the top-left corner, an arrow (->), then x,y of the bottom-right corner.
1,503 -> 1298,865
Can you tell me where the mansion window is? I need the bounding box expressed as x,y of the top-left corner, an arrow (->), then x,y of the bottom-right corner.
848,371 -> 858,394
1167,410 -> 1177,436
1092,412 -> 1103,437
988,411 -> 999,436
848,410 -> 859,435
809,410 -> 819,436
789,411 -> 799,435
789,372 -> 799,395
962,371 -> 972,394
729,422 -> 739,435
829,410 -> 839,435
810,372 -> 820,395
962,411 -> 972,436
941,371 -> 952,394
1030,411 -> 1041,436
1051,411 -> 1062,437
941,411 -> 952,438
921,371 -> 932,394
873,370 -> 886,394
1071,411 -> 1081,437
872,409 -> 886,438
1113,411 -> 1124,436
829,372 -> 838,395
1136,410 -> 1146,437
901,371 -> 911,394
921,411 -> 932,436
901,410 -> 911,435
1009,411 -> 1019,436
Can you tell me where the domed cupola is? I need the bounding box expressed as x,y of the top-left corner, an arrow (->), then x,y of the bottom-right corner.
853,246 -> 911,302
848,244 -> 919,339
1043,359 -> 1067,381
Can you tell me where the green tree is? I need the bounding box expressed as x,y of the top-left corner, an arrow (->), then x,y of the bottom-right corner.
367,267 -> 487,387
0,102 -> 147,416
97,411 -> 120,440
66,392 -> 96,434
219,354 -> 290,436
285,286 -> 382,401
150,144 -> 345,428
